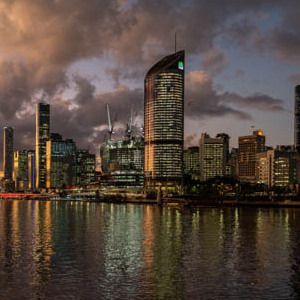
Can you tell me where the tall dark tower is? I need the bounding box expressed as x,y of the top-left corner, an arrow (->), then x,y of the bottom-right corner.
3,126 -> 14,180
295,85 -> 300,150
35,103 -> 50,189
144,50 -> 184,193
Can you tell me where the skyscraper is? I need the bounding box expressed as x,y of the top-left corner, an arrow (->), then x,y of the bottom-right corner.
216,133 -> 230,163
13,150 -> 28,191
238,130 -> 265,182
144,50 -> 184,192
3,126 -> 14,180
27,150 -> 36,190
295,85 -> 300,150
76,150 -> 96,186
46,133 -> 76,189
36,103 -> 50,189
199,133 -> 227,181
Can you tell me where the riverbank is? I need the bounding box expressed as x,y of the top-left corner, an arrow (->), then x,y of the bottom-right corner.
2,193 -> 300,208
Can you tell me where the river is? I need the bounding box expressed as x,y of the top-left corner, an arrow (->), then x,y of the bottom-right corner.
0,200 -> 299,299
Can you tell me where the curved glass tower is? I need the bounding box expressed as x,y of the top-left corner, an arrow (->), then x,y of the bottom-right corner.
36,103 -> 50,189
144,50 -> 184,192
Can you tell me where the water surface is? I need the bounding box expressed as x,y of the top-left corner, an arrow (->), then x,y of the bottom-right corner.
0,200 -> 300,299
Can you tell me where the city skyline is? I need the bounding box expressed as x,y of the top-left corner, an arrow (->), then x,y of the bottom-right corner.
1,2 -> 300,299
0,1 -> 299,159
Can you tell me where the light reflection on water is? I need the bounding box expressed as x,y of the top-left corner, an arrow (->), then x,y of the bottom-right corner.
0,201 -> 300,299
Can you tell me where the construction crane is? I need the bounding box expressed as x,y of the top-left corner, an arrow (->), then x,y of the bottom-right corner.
125,107 -> 133,139
106,103 -> 114,141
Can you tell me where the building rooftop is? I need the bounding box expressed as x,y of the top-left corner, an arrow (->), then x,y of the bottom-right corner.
145,50 -> 184,78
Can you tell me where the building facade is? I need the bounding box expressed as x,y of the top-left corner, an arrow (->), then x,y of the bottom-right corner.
256,147 -> 300,187
76,150 -> 96,186
27,150 -> 36,191
227,148 -> 238,177
199,133 -> 226,181
13,150 -> 28,191
3,126 -> 14,180
216,133 -> 230,163
46,133 -> 76,189
184,146 -> 200,180
256,152 -> 270,185
36,103 -> 50,189
238,130 -> 265,182
144,50 -> 184,192
100,136 -> 144,187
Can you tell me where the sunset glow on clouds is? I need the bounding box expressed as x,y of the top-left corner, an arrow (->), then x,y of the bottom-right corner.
0,0 -> 298,153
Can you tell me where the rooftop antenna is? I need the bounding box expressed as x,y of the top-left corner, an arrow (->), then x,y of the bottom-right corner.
106,104 -> 114,141
174,32 -> 177,53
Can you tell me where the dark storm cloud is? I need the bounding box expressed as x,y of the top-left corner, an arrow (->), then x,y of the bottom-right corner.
269,1 -> 300,63
0,0 -> 293,153
0,0 -> 130,117
201,49 -> 227,75
288,74 -> 300,85
0,61 -> 32,119
185,71 -> 285,120
50,77 -> 143,150
223,93 -> 285,112
223,1 -> 300,64
224,15 -> 266,52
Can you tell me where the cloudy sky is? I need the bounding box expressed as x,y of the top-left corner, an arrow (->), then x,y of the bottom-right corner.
0,0 -> 299,157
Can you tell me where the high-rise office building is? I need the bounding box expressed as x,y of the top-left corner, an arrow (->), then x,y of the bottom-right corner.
36,103 -> 50,189
199,133 -> 227,181
13,150 -> 28,191
3,126 -> 14,180
238,130 -> 265,182
76,150 -> 96,186
295,85 -> 300,150
46,133 -> 76,189
27,150 -> 36,190
144,50 -> 184,192
216,133 -> 230,163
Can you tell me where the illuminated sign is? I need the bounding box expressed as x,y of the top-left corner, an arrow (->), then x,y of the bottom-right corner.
178,61 -> 184,70
257,130 -> 263,136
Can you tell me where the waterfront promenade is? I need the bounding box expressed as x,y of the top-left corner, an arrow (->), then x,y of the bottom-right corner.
2,192 -> 300,208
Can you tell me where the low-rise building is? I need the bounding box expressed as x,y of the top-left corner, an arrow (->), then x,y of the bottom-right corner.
256,146 -> 300,187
